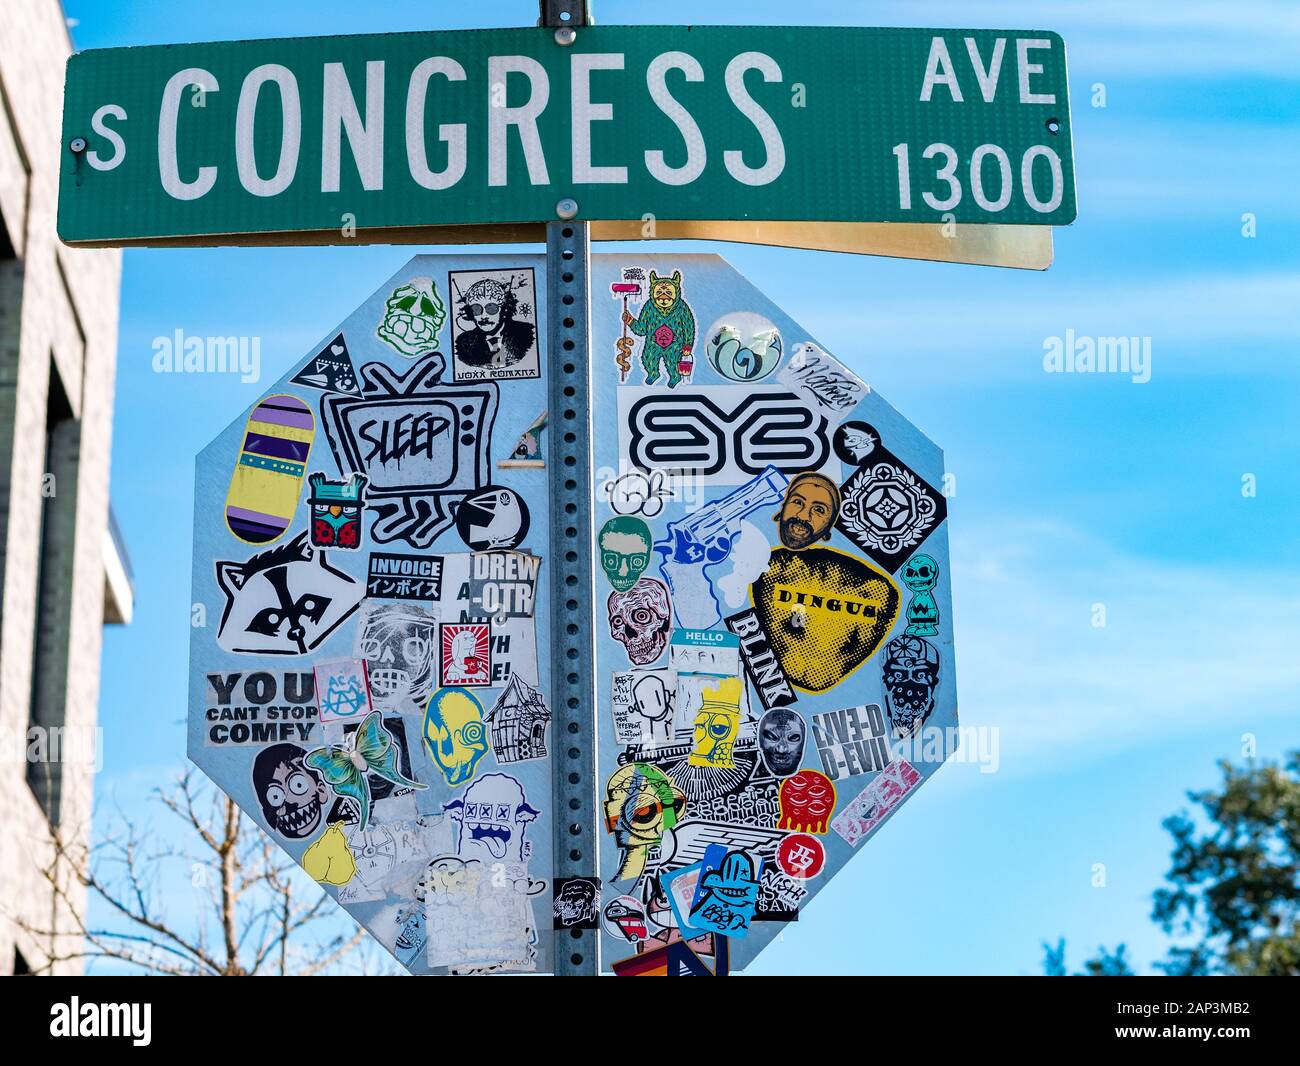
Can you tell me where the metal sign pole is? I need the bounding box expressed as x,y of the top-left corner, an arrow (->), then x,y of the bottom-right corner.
542,0 -> 599,978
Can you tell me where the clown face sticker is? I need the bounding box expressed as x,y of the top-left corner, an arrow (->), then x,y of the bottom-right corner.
778,770 -> 836,834
440,623 -> 492,687
252,743 -> 330,840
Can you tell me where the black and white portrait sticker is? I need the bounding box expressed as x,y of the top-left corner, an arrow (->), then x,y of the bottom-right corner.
320,355 -> 497,549
552,877 -> 601,929
449,268 -> 540,382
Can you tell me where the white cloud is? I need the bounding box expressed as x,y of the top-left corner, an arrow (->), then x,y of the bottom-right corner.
947,517 -> 1300,774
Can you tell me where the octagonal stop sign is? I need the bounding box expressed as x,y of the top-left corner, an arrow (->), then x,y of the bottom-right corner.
188,252 -> 957,976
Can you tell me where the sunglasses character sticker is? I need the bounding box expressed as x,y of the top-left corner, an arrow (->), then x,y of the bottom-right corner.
449,268 -> 540,382
604,763 -> 686,883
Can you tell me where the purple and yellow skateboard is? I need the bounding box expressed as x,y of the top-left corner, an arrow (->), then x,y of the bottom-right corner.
224,394 -> 314,544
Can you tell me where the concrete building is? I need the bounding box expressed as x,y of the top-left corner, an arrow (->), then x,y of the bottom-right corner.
0,0 -> 130,975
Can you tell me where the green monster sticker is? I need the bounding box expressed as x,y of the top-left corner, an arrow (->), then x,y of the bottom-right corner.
599,516 -> 652,591
377,277 -> 446,358
620,269 -> 696,388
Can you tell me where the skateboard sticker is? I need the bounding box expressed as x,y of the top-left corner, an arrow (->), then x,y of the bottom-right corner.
224,394 -> 314,545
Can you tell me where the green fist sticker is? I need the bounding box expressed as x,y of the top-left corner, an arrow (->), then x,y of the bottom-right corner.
600,516 -> 652,591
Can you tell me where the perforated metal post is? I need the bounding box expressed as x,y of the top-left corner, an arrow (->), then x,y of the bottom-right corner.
542,0 -> 599,979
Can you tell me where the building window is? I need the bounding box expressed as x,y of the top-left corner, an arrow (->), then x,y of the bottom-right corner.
26,359 -> 80,824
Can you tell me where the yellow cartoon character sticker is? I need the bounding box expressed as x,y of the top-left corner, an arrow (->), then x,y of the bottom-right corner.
688,676 -> 743,770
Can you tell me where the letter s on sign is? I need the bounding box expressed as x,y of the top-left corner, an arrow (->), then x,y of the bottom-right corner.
723,52 -> 785,187
88,104 -> 127,171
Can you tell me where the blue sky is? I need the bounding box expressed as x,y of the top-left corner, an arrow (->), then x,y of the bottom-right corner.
69,0 -> 1300,975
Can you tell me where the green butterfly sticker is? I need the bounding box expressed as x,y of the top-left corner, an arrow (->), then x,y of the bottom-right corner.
305,711 -> 426,830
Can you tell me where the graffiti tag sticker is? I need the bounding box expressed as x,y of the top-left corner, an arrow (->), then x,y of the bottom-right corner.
831,759 -> 922,847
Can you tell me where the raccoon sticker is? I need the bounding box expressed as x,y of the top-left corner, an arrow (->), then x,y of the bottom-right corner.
215,530 -> 364,655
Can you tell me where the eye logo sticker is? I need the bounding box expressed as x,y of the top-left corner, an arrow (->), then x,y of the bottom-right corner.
215,530 -> 363,656
619,386 -> 832,486
320,355 -> 497,549
224,394 -> 314,545
750,546 -> 900,693
449,267 -> 540,381
290,332 -> 360,396
833,421 -> 947,572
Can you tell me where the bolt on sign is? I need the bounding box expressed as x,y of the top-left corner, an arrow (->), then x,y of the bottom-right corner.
189,251 -> 956,974
59,24 -> 1074,248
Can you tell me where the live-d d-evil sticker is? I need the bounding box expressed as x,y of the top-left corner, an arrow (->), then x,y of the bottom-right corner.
189,254 -> 554,975
591,255 -> 958,975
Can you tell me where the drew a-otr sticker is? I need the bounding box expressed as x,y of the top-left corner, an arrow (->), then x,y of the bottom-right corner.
449,267 -> 540,381
320,356 -> 497,549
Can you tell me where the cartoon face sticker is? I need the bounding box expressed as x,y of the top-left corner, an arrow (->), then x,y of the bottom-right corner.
689,677 -> 743,769
775,473 -> 841,550
607,578 -> 672,666
376,277 -> 446,358
423,688 -> 490,786
901,553 -> 939,592
554,879 -> 599,927
689,850 -> 761,936
778,770 -> 836,834
215,531 -> 364,655
354,602 -> 438,713
454,485 -> 530,551
308,472 -> 367,549
881,634 -> 941,738
604,763 -> 685,883
252,743 -> 330,840
758,708 -> 806,777
443,772 -> 540,861
599,516 -> 652,592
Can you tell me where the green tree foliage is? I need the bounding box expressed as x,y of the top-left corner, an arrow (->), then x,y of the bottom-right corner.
1152,752 -> 1300,976
1046,751 -> 1300,976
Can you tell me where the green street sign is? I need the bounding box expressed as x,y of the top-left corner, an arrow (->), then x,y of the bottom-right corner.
59,24 -> 1076,246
